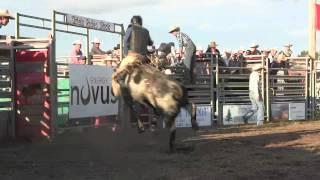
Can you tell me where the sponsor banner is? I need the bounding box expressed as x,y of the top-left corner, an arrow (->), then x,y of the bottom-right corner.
196,105 -> 212,127
66,14 -> 115,32
164,106 -> 212,128
271,103 -> 289,121
223,104 -> 257,125
289,103 -> 305,120
69,65 -> 118,118
175,108 -> 192,128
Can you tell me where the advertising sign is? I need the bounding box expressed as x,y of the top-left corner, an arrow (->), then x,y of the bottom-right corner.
69,65 -> 118,118
66,14 -> 115,32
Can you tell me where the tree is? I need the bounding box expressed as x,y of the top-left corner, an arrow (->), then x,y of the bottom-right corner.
299,50 -> 319,59
225,109 -> 232,123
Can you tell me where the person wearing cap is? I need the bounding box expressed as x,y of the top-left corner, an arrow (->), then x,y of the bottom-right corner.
0,9 -> 14,29
228,51 -> 241,74
169,26 -> 196,83
279,43 -> 293,57
243,64 -> 264,126
246,43 -> 261,55
70,40 -> 86,64
90,37 -> 111,56
123,15 -> 153,57
195,46 -> 205,58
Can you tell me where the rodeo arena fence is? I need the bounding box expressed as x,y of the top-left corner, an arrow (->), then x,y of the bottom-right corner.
0,10 -> 319,141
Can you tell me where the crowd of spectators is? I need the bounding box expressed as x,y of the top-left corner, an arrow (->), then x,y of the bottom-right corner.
69,38 -> 121,67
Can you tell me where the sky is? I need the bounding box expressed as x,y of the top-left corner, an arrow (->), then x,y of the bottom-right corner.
1,0 -> 313,56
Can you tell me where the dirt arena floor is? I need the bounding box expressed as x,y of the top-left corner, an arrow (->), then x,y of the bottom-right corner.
1,121 -> 320,180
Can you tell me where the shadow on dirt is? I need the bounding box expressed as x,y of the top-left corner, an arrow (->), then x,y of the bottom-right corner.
1,122 -> 320,180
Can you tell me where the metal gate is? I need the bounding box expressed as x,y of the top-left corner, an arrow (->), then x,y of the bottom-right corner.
216,55 -> 266,124
15,11 -> 125,134
0,41 -> 15,140
267,57 -> 311,121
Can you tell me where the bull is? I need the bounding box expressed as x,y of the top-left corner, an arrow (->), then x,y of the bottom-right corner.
112,54 -> 198,152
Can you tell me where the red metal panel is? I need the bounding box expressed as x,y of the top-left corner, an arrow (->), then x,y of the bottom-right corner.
16,72 -> 46,85
15,50 -> 48,62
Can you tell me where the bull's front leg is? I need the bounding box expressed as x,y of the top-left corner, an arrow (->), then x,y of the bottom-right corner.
187,103 -> 199,131
121,87 -> 145,133
168,120 -> 176,152
131,102 -> 145,133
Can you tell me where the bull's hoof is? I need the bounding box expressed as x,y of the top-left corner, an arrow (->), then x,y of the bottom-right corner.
192,123 -> 199,131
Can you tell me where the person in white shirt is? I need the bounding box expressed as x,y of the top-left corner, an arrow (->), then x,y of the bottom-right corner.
222,49 -> 232,67
243,64 -> 264,126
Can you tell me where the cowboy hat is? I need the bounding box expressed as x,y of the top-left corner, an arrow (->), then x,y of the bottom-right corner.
91,37 -> 101,44
224,49 -> 232,54
284,43 -> 293,47
209,41 -> 218,48
73,40 -> 82,45
0,10 -> 14,19
169,26 -> 180,33
262,48 -> 271,52
250,43 -> 259,48
252,64 -> 264,71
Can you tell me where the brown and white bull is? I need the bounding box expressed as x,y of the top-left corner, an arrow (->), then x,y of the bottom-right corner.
112,54 -> 198,151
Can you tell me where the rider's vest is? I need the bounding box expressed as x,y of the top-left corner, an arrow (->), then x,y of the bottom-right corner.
129,25 -> 151,56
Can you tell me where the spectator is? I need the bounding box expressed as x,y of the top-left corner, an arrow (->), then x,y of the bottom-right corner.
0,9 -> 14,29
158,42 -> 174,56
206,41 -> 225,72
243,64 -> 264,126
262,49 -> 271,63
196,46 -> 204,58
229,51 -> 241,74
246,43 -> 261,55
90,37 -> 111,56
0,9 -> 14,44
124,15 -> 153,56
158,42 -> 176,66
169,26 -> 196,84
222,49 -> 232,67
269,48 -> 278,62
206,41 -> 221,58
112,44 -> 121,57
70,40 -> 86,64
279,43 -> 293,57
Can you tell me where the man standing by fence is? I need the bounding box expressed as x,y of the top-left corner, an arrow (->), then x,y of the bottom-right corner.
0,9 -> 14,30
0,9 -> 14,45
243,64 -> 264,126
169,26 -> 196,84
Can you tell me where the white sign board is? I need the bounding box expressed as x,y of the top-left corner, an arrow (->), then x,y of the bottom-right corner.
289,103 -> 305,120
69,65 -> 118,118
164,106 -> 212,128
196,106 -> 212,127
66,14 -> 115,32
223,104 -> 257,125
174,108 -> 192,128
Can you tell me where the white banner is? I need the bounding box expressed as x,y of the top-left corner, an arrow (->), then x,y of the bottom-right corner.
69,65 -> 118,118
196,106 -> 212,127
175,108 -> 192,128
289,103 -> 305,120
164,106 -> 212,128
66,14 -> 115,32
223,104 -> 257,125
